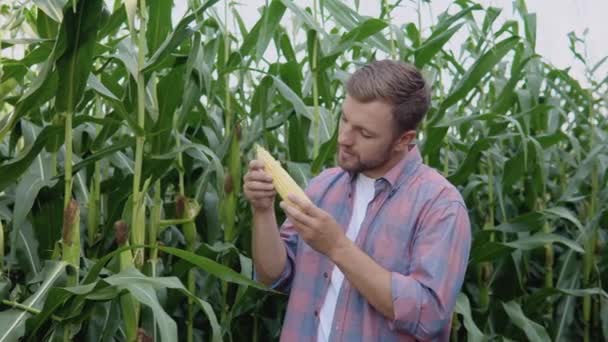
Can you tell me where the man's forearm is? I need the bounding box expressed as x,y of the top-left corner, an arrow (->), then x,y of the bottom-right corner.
252,209 -> 287,286
330,238 -> 394,320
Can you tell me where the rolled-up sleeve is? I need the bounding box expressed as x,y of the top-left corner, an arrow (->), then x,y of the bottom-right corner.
266,220 -> 299,292
389,200 -> 471,340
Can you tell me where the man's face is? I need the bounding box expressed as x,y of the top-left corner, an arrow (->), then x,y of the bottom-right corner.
337,95 -> 411,178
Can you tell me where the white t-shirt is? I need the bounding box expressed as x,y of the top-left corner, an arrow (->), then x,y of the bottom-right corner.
317,173 -> 376,342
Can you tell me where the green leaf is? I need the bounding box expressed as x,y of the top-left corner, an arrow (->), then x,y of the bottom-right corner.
602,298 -> 608,342
0,64 -> 58,142
0,125 -> 63,191
454,292 -> 485,342
440,36 -> 520,112
33,0 -> 68,23
542,207 -> 585,234
54,0 -> 104,113
142,0 -> 220,73
448,137 -> 496,185
504,233 -> 584,253
85,301 -> 121,342
415,23 -> 463,68
502,301 -> 551,342
254,0 -> 287,61
11,222 -> 42,280
279,0 -> 324,34
432,4 -> 481,39
319,18 -> 388,70
321,0 -> 390,52
103,268 -> 221,342
311,123 -> 337,175
0,261 -> 67,342
146,0 -> 173,53
272,75 -> 310,121
435,113 -> 503,127
124,0 -> 137,32
104,269 -> 177,342
157,246 -> 274,292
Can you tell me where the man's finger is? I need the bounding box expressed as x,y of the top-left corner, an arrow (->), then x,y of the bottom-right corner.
245,180 -> 275,191
248,159 -> 265,170
280,201 -> 316,227
287,194 -> 320,217
248,190 -> 276,199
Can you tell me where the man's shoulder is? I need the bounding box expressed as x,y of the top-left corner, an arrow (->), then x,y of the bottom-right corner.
414,164 -> 465,205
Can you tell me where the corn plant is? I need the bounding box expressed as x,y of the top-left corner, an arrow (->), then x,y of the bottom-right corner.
0,0 -> 606,341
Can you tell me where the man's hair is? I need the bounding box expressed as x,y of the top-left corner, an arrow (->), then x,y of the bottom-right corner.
345,60 -> 431,135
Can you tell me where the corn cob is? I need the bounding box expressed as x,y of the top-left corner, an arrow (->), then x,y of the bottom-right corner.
255,144 -> 312,209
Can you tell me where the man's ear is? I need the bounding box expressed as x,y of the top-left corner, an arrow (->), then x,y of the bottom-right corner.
394,130 -> 416,152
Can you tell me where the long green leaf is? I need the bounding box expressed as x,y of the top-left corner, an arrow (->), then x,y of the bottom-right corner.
440,36 -> 520,112
54,0 -> 103,113
0,261 -> 67,342
158,246 -> 275,292
502,301 -> 551,342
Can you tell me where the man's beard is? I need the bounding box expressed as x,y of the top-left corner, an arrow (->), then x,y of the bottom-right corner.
337,142 -> 395,174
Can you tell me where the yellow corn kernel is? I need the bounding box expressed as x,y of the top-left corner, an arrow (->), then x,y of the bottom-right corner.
255,144 -> 312,209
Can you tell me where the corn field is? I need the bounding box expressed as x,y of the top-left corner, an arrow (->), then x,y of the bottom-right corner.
0,0 -> 606,341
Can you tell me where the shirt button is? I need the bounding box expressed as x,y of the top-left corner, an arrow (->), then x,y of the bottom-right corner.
314,310 -> 319,317
323,272 -> 328,278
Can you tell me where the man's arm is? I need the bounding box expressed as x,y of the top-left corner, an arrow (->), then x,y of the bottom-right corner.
329,239 -> 394,317
251,208 -> 287,286
282,195 -> 471,340
244,160 -> 290,287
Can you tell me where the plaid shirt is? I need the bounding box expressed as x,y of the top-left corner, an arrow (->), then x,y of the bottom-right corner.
264,145 -> 471,341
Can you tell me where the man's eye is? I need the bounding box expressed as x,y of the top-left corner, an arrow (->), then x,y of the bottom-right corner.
361,131 -> 372,138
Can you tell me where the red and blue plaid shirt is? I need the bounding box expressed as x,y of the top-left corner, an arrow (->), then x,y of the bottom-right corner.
264,145 -> 471,341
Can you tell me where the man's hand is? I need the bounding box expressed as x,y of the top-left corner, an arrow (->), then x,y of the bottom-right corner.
243,160 -> 276,212
279,194 -> 349,259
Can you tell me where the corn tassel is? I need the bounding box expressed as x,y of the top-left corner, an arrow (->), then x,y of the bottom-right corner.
255,144 -> 312,209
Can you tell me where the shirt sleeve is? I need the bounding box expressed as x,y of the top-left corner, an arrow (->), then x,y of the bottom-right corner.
258,219 -> 299,293
388,200 -> 471,340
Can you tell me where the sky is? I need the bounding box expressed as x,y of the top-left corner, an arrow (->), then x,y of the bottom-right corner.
173,0 -> 608,85
1,0 -> 606,85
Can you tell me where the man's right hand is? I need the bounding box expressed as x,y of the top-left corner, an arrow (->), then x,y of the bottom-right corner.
243,160 -> 276,211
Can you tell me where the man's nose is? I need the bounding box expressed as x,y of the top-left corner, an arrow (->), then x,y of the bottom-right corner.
338,128 -> 353,146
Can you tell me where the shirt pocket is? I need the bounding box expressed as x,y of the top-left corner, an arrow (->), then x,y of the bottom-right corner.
370,223 -> 413,273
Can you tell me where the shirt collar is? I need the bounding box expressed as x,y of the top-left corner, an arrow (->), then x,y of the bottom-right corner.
345,144 -> 422,191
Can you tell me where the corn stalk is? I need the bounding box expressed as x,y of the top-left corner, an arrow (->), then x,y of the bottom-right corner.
87,96 -> 103,248
582,90 -> 599,342
130,0 -> 148,270
311,0 -> 321,158
116,220 -> 140,342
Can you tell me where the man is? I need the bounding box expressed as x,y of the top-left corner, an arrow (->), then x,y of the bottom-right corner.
243,60 -> 471,341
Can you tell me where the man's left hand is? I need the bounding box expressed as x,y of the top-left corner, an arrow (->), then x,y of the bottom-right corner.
279,194 -> 348,259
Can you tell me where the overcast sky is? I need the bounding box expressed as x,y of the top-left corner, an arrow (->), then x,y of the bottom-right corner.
174,0 -> 608,85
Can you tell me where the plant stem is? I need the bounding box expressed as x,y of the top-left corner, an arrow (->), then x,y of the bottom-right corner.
149,181 -> 161,277
583,90 -> 598,342
312,0 -> 320,158
0,219 -> 3,274
87,97 -> 103,248
187,268 -> 195,342
176,133 -> 185,196
63,110 -> 73,209
132,0 -> 148,269
2,299 -> 41,315
382,0 -> 397,59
